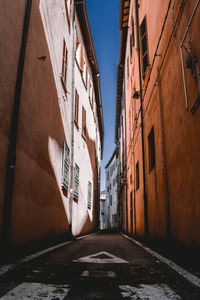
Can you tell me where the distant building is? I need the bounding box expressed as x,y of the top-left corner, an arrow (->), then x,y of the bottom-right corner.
105,149 -> 119,230
99,190 -> 106,230
115,0 -> 200,249
0,0 -> 103,248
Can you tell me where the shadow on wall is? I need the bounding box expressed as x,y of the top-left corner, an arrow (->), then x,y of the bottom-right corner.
0,0 -> 100,250
10,0 -> 72,246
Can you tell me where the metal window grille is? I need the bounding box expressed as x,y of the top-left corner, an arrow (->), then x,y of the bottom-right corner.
74,164 -> 79,200
62,142 -> 70,190
87,181 -> 92,209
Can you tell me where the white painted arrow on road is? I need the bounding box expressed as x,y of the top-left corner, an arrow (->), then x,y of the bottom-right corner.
73,251 -> 129,264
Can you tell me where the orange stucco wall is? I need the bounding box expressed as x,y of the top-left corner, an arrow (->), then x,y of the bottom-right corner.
10,0 -> 70,245
124,0 -> 200,247
0,0 -> 101,247
0,0 -> 27,240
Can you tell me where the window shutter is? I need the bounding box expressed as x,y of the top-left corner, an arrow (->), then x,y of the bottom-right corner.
80,45 -> 84,72
62,142 -> 70,190
82,106 -> 87,137
87,181 -> 92,209
75,90 -> 79,124
74,164 -> 79,200
132,16 -> 135,46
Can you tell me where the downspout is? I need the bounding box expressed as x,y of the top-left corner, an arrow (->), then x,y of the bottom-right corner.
2,0 -> 32,244
134,0 -> 149,237
69,0 -> 76,235
122,66 -> 129,234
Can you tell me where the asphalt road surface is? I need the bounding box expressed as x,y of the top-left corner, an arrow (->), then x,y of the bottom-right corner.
0,233 -> 199,299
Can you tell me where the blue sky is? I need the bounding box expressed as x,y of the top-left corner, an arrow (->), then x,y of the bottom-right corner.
86,0 -> 120,191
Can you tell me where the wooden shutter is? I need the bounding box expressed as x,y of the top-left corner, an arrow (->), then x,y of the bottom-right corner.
80,45 -> 84,72
82,106 -> 86,137
62,142 -> 70,190
74,164 -> 79,200
140,17 -> 149,76
61,40 -> 68,93
87,181 -> 92,209
75,90 -> 79,125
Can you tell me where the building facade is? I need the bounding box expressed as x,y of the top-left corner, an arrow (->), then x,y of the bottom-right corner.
99,190 -> 106,230
0,0 -> 103,248
116,0 -> 200,249
105,149 -> 119,230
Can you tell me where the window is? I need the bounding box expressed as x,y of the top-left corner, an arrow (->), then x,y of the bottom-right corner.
82,106 -> 87,138
83,62 -> 88,88
74,89 -> 79,127
136,161 -> 139,190
65,0 -> 71,29
130,34 -> 133,58
132,16 -> 135,47
130,174 -> 132,184
127,56 -> 129,78
76,38 -> 84,73
74,164 -> 79,200
140,17 -> 149,77
148,127 -> 155,172
87,181 -> 92,209
61,39 -> 68,93
89,81 -> 93,108
107,170 -> 109,180
110,195 -> 112,206
61,142 -> 70,191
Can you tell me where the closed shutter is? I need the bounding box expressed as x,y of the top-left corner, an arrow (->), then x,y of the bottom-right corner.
62,142 -> 70,190
87,181 -> 92,209
75,90 -> 79,125
74,164 -> 79,200
82,106 -> 87,137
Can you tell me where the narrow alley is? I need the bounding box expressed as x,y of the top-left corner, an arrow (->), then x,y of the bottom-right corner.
0,233 -> 200,299
0,0 -> 200,299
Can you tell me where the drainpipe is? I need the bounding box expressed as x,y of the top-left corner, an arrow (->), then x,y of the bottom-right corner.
134,0 -> 149,237
69,0 -> 76,235
2,0 -> 32,244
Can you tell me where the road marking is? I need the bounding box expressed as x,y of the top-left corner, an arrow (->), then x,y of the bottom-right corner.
0,232 -> 98,278
0,283 -> 70,299
119,284 -> 181,299
122,233 -> 200,288
81,270 -> 116,278
73,251 -> 128,264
